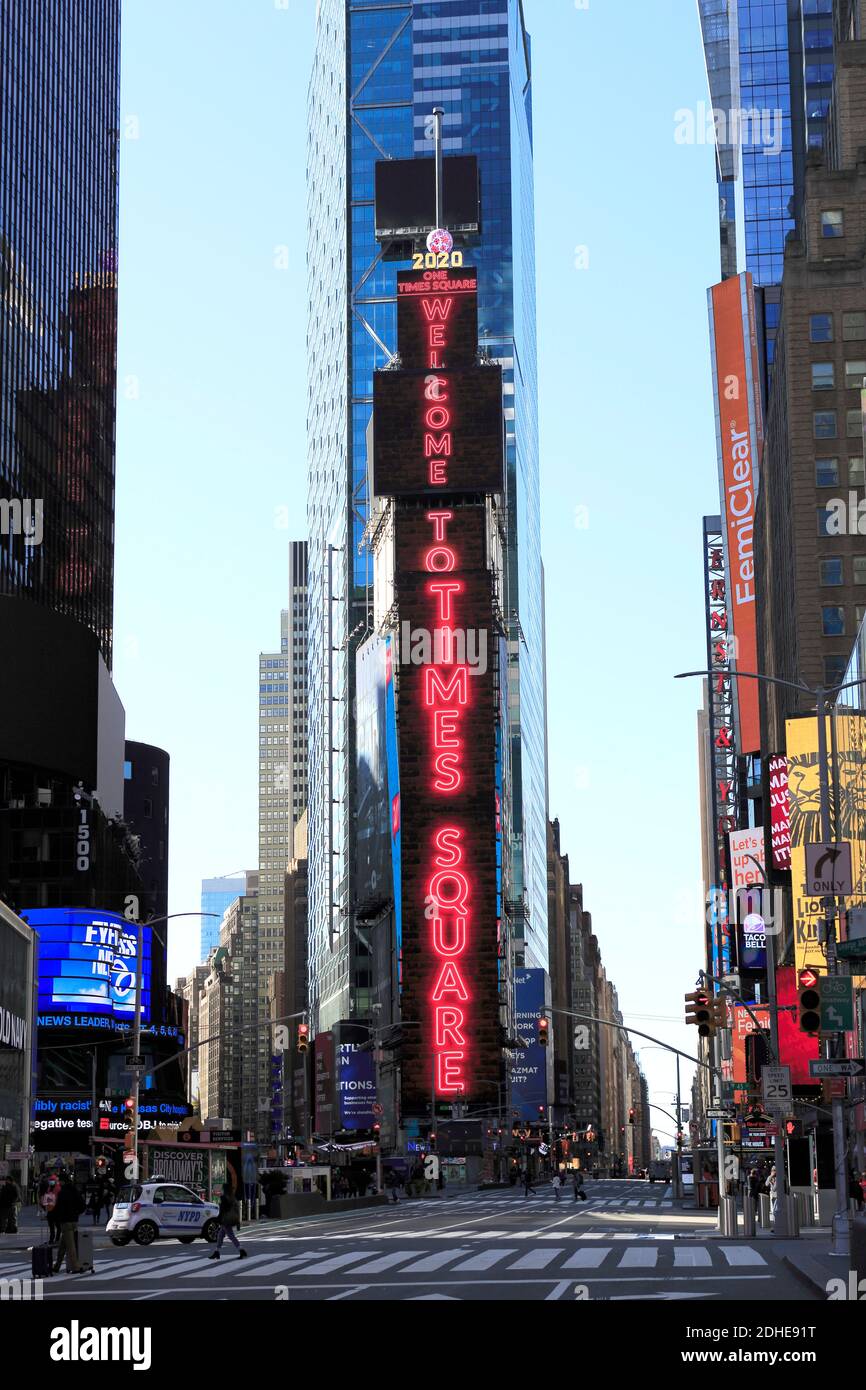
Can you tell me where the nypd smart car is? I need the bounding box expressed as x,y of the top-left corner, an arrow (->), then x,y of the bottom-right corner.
106,1180 -> 220,1246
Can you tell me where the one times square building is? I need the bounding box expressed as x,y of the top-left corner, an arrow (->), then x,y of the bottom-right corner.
306,0 -> 547,1077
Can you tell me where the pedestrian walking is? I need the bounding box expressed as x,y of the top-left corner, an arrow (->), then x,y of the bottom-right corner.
208,1183 -> 248,1260
39,1172 -> 61,1245
551,1173 -> 562,1202
0,1175 -> 21,1234
385,1169 -> 401,1203
572,1170 -> 587,1202
748,1166 -> 763,1214
522,1170 -> 536,1197
52,1173 -> 86,1274
767,1165 -> 778,1222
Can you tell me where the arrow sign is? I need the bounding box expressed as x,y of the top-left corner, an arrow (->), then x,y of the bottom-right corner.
805,841 -> 853,896
809,1058 -> 865,1078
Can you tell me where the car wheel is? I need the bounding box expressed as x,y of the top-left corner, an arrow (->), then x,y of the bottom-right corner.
111,1236 -> 131,1246
133,1221 -> 158,1246
203,1219 -> 219,1243
178,1236 -> 196,1244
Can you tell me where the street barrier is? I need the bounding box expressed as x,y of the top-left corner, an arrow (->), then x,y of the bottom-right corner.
742,1195 -> 755,1237
786,1194 -> 800,1239
719,1195 -> 737,1236
758,1193 -> 771,1229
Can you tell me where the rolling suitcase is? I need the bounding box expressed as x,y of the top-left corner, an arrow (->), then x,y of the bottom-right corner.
31,1243 -> 54,1278
75,1227 -> 95,1272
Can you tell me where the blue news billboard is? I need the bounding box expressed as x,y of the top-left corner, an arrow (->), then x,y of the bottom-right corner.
510,968 -> 550,1121
336,1021 -> 378,1130
23,908 -> 152,1024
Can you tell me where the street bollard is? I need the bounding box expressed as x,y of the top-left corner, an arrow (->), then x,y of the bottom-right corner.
786,1194 -> 800,1239
720,1196 -> 737,1236
758,1193 -> 771,1229
796,1192 -> 811,1228
742,1196 -> 755,1238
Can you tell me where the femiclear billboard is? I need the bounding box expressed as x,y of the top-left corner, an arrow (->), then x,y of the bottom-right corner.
708,274 -> 764,754
23,908 -> 152,1024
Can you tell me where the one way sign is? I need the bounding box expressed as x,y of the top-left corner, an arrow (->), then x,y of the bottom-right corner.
805,842 -> 853,896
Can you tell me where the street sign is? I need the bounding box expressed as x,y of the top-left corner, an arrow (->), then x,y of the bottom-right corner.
707,1107 -> 735,1120
125,1054 -> 145,1067
762,1065 -> 792,1110
837,937 -> 866,961
820,977 -> 855,1032
372,1103 -> 384,1116
805,841 -> 852,896
809,1058 -> 865,1078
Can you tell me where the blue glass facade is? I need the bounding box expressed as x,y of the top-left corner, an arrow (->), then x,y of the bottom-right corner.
200,880 -> 244,959
307,0 -> 548,1033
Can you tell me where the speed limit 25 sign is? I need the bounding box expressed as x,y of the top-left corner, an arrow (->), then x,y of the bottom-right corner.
762,1066 -> 792,1110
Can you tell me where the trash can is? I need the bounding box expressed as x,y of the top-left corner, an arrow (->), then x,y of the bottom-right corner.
853,1213 -> 866,1283
742,1196 -> 755,1237
758,1193 -> 771,1229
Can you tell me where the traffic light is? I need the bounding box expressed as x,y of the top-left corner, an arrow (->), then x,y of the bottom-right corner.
798,969 -> 822,1035
297,1022 -> 310,1053
628,1108 -> 636,1126
785,1119 -> 803,1139
685,990 -> 725,1036
538,1017 -> 550,1048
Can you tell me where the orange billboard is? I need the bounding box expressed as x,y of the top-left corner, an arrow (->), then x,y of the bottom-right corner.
709,274 -> 764,754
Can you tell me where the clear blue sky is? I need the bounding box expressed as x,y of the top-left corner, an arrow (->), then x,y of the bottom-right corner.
115,0 -> 721,1130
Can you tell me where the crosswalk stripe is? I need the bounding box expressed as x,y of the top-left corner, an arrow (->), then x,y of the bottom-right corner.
450,1248 -> 518,1272
129,1255 -> 210,1279
399,1249 -> 471,1273
618,1247 -> 658,1269
285,1251 -> 384,1275
234,1252 -> 332,1277
344,1251 -> 426,1274
186,1251 -> 320,1279
626,1200 -> 642,1208
720,1246 -> 766,1267
562,1248 -> 611,1269
85,1257 -> 167,1282
508,1249 -> 563,1271
674,1247 -> 712,1268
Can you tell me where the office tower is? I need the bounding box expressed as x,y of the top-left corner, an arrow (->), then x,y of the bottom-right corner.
698,1 -> 836,377
306,0 -> 547,1035
123,742 -> 169,921
200,874 -> 248,960
0,0 -> 120,659
757,12 -> 866,746
175,963 -> 210,1108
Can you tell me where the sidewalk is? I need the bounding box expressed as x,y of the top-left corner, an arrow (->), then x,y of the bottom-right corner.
781,1237 -> 859,1297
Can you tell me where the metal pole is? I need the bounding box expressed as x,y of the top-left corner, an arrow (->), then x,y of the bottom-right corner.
433,107 -> 444,229
674,1054 -> 683,1199
817,688 -> 850,1258
714,1033 -> 727,1231
764,907 -> 789,1237
129,917 -> 143,1183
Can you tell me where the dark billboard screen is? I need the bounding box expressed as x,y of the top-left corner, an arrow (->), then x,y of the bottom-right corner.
355,637 -> 393,910
373,366 -> 503,499
394,505 -> 500,1108
375,155 -> 479,238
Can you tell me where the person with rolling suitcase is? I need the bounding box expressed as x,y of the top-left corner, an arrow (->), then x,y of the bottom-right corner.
52,1173 -> 86,1275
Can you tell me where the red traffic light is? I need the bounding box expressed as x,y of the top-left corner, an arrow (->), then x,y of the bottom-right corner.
799,968 -> 819,990
538,1017 -> 550,1047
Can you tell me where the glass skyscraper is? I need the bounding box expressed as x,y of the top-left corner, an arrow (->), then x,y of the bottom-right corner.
0,0 -> 121,667
698,0 -> 835,369
307,0 -> 547,1033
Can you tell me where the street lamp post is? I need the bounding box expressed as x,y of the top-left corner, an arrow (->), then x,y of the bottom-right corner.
677,666 -> 861,1257
126,912 -> 219,1185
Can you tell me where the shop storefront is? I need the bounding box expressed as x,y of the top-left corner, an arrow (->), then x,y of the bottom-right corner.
0,901 -> 36,1184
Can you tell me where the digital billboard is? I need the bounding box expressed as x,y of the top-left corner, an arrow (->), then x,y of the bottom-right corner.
768,754 -> 791,870
335,1022 -> 378,1131
396,267 -> 479,370
708,274 -> 764,754
510,968 -> 550,1119
23,908 -> 152,1024
394,504 -> 500,1107
786,713 -> 866,972
373,365 -> 504,499
374,155 -> 479,238
355,636 -> 394,911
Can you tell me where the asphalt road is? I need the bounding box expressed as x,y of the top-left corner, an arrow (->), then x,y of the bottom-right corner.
0,1180 -> 817,1302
